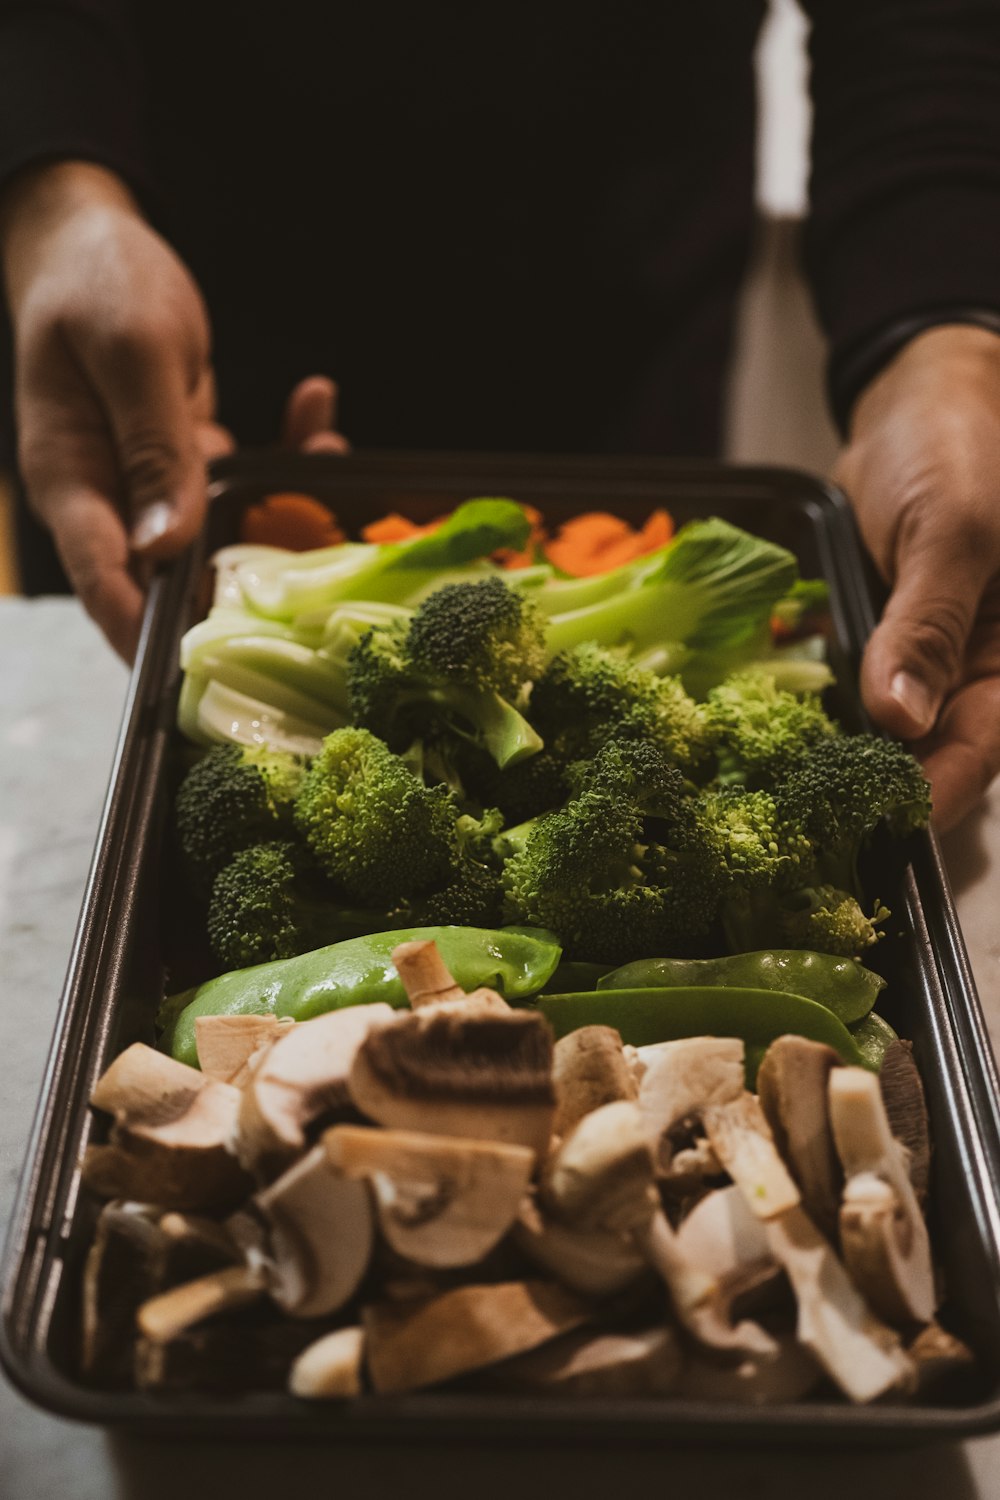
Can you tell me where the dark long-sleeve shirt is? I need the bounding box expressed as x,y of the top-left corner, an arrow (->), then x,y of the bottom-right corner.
2,0 -> 1000,452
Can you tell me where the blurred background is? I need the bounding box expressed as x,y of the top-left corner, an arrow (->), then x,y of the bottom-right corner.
0,0 -> 836,603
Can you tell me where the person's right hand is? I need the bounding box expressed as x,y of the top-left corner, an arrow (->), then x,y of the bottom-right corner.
1,160 -> 232,660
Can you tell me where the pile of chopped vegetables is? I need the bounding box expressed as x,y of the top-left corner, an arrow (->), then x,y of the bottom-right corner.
77,493 -> 963,1406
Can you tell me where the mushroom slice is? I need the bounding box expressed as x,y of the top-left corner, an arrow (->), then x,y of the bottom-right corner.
543,1102 -> 775,1357
323,1124 -> 534,1268
137,1263 -> 268,1344
363,1280 -> 590,1394
85,1043 -> 249,1210
289,1326 -> 366,1399
491,1325 -> 683,1397
675,1183 -> 775,1283
878,1040 -> 931,1206
194,1013 -> 291,1086
828,1066 -> 936,1327
513,1199 -> 646,1297
233,1003 -> 397,1177
764,1206 -> 914,1402
391,939 -> 509,1013
541,1100 -> 659,1234
756,1035 -> 843,1240
702,1087 -> 914,1401
632,1037 -> 744,1168
678,1332 -> 823,1405
908,1322 -> 977,1397
348,1005 -> 556,1157
700,1093 -> 802,1221
254,1143 -> 375,1317
552,1026 -> 637,1139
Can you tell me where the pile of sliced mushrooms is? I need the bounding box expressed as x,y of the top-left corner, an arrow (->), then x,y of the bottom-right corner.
80,940 -> 974,1403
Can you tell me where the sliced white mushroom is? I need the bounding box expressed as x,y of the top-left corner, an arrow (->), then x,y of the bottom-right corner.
232,1003 -> 397,1176
513,1198 -> 646,1297
323,1124 -> 534,1267
828,1066 -> 936,1327
542,1101 -> 775,1358
194,1013 -> 292,1086
675,1182 -> 774,1281
764,1206 -> 915,1402
632,1037 -> 744,1169
137,1263 -> 268,1344
551,1026 -> 637,1139
289,1326 -> 366,1399
254,1143 -> 374,1317
701,1090 -> 914,1401
756,1035 -> 843,1240
348,1003 -> 556,1157
878,1040 -> 931,1205
85,1043 -> 249,1209
700,1093 -> 802,1220
363,1280 -> 590,1393
492,1325 -> 683,1397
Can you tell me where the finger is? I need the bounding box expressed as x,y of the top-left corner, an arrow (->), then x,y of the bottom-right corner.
92,334 -> 209,559
860,522 -> 993,740
48,484 -> 146,661
302,429 -> 351,454
197,417 -> 236,462
281,374 -> 341,448
917,675 -> 1000,832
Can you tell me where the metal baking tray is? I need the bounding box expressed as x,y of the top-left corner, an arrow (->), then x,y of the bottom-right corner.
4,452 -> 1000,1444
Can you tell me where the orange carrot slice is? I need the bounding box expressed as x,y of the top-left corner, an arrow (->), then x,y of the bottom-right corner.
240,493 -> 344,550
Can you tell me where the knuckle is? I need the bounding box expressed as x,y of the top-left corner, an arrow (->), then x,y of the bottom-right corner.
119,429 -> 182,498
908,599 -> 970,677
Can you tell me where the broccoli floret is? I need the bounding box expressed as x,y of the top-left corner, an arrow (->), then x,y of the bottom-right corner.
174,742 -> 306,889
349,578 -> 545,769
294,727 -> 462,904
777,734 -> 932,894
394,857 -> 505,928
207,841 -> 371,969
501,739 -> 726,964
530,642 -> 716,778
701,786 -> 811,890
706,670 -> 838,786
475,750 -> 572,824
777,885 -> 890,957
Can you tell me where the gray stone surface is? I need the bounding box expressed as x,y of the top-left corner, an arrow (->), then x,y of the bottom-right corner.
1,597 -> 999,1499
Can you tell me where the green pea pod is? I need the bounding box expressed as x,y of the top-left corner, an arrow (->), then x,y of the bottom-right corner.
597,950 -> 884,1027
536,986 -> 874,1083
849,1010 -> 899,1070
162,925 -> 562,1068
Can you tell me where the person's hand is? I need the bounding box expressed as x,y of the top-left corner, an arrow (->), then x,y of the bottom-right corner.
0,161 -> 234,660
836,324 -> 1000,832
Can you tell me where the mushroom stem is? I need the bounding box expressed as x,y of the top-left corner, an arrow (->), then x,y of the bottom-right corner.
137,1264 -> 267,1344
391,940 -> 467,1008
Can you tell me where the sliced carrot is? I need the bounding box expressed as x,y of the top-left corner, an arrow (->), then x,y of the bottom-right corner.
240,493 -> 345,550
360,513 -> 448,544
543,509 -> 673,576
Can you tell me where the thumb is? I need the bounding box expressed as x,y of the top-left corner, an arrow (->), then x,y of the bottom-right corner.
95,339 -> 208,558
860,519 -> 991,740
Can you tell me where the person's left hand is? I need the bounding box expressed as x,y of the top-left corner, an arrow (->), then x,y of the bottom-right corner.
836,324 -> 1000,833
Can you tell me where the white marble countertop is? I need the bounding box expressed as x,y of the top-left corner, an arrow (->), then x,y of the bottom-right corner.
2,596 -> 1000,1500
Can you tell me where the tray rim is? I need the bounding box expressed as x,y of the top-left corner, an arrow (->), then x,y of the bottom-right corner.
4,450 -> 1000,1443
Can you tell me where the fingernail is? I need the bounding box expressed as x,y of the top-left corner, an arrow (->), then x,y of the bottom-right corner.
131,501 -> 174,550
890,671 -> 937,734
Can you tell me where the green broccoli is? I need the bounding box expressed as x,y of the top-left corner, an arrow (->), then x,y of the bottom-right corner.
530,642 -> 716,778
207,840 -> 377,969
293,726 -> 466,904
174,742 -> 307,889
501,738 -> 727,964
777,885 -> 890,957
349,577 -> 545,769
777,733 -> 932,895
706,669 -> 838,786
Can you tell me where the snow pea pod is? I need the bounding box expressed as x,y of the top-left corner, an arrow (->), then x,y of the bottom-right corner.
849,1010 -> 899,1070
161,925 -> 562,1068
536,986 -> 874,1082
597,950 -> 884,1027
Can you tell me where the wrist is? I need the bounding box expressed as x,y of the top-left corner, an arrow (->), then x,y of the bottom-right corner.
849,322 -> 1000,439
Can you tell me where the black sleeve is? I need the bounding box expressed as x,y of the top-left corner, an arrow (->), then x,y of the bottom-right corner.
0,1 -> 147,199
801,0 -> 1000,429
